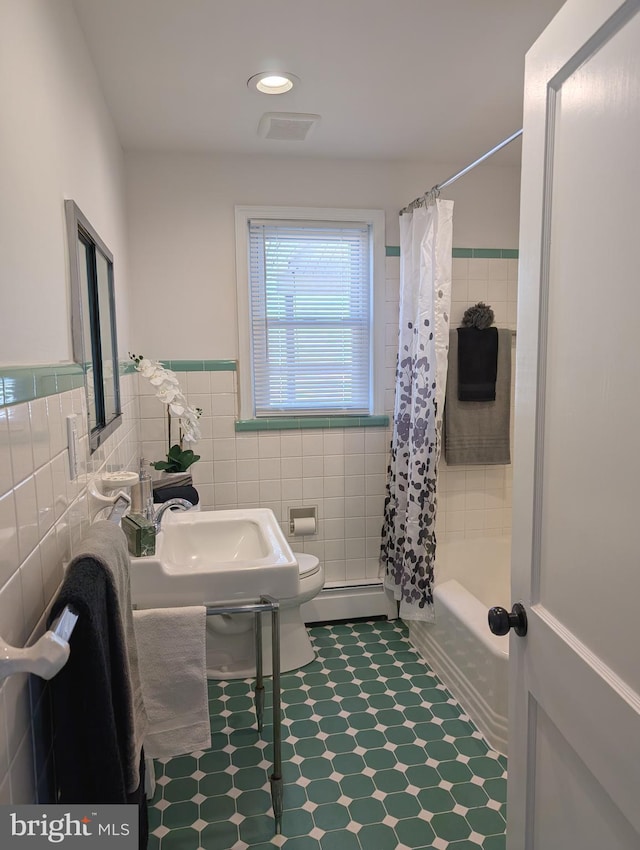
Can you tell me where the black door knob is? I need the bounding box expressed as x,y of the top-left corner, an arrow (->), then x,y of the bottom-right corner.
488,603 -> 528,637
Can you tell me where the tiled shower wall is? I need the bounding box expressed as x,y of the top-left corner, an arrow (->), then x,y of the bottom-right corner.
139,252 -> 518,586
0,372 -> 140,805
436,256 -> 518,542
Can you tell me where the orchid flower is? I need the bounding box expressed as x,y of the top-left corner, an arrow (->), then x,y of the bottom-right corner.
129,353 -> 202,453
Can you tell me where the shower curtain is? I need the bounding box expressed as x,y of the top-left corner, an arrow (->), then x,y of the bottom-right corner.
380,198 -> 453,621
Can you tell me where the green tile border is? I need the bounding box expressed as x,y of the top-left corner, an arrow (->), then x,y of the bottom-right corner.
0,359 -> 152,407
235,414 -> 389,432
469,248 -> 502,259
160,360 -> 237,372
451,247 -> 519,259
0,364 -> 85,407
126,358 -> 237,374
386,246 -> 519,260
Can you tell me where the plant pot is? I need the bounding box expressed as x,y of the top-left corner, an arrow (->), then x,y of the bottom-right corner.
158,471 -> 193,487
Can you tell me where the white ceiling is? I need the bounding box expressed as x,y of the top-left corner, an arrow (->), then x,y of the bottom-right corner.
73,0 -> 565,165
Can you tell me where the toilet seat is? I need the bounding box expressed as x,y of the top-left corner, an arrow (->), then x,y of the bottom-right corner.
295,552 -> 320,578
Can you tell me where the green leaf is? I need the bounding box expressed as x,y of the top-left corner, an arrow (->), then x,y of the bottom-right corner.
153,443 -> 201,472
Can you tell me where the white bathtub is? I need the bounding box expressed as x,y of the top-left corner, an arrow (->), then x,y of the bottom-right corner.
408,535 -> 511,755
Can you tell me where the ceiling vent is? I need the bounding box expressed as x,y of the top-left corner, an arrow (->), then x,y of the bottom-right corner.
257,112 -> 321,142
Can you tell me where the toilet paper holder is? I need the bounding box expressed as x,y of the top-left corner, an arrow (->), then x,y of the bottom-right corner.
289,506 -> 317,536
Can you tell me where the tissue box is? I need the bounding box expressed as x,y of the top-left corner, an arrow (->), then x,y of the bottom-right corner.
122,513 -> 156,557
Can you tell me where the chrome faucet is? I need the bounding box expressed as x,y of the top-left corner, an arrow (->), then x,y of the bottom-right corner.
153,498 -> 193,532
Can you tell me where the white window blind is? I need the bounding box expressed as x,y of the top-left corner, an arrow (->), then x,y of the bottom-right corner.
248,220 -> 372,416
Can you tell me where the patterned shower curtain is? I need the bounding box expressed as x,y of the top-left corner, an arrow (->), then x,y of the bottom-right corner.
380,199 -> 453,621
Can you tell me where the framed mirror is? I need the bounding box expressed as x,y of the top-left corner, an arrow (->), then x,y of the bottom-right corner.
65,200 -> 121,451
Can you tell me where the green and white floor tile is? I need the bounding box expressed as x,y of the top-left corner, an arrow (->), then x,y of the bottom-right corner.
148,620 -> 507,850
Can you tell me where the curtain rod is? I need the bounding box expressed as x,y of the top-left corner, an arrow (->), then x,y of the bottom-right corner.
400,129 -> 523,215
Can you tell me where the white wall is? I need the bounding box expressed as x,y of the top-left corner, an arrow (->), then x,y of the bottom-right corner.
0,0 -> 130,364
0,0 -> 138,805
125,152 -> 520,360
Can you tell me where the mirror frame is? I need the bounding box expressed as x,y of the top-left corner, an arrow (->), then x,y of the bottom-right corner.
65,200 -> 122,452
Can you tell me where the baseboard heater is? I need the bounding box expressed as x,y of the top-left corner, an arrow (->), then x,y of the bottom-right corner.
301,581 -> 397,623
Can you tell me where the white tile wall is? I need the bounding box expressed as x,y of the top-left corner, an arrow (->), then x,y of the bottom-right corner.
139,257 -> 401,586
0,373 -> 140,804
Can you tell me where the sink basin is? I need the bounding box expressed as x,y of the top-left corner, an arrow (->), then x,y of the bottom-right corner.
130,508 -> 299,609
162,516 -> 270,566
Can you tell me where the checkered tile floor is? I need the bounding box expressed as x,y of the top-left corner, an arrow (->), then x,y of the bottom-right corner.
148,620 -> 507,849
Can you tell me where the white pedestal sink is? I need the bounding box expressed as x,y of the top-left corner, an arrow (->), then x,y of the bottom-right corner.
129,508 -> 299,609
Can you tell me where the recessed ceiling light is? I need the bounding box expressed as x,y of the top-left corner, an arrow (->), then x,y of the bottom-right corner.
247,72 -> 299,95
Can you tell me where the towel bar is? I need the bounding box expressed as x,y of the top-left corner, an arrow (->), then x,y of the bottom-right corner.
0,604 -> 78,680
205,596 -> 283,835
107,493 -> 131,524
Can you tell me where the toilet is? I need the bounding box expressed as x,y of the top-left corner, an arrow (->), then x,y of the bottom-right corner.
205,552 -> 324,679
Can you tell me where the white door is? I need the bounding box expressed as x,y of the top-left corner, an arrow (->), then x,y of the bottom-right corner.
507,0 -> 640,847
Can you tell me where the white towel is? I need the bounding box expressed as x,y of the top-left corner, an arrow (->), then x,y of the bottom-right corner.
133,606 -> 211,759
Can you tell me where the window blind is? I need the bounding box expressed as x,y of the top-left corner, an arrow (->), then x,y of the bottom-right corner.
248,220 -> 372,416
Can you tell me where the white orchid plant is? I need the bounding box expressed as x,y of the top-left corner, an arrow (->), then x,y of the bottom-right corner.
130,354 -> 202,472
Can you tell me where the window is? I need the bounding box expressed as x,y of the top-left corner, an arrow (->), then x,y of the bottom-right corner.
236,206 -> 385,420
65,200 -> 121,451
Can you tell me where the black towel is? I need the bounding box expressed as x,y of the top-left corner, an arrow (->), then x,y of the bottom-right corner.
48,559 -> 148,847
152,483 -> 199,505
457,327 -> 499,401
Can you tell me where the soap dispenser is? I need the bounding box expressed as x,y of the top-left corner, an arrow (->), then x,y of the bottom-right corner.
140,457 -> 154,520
131,457 -> 153,519
124,458 -> 156,556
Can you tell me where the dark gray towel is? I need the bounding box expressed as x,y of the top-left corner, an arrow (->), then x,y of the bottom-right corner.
65,521 -> 147,793
153,483 -> 199,505
48,524 -> 149,848
50,557 -> 133,802
444,328 -> 511,465
457,327 -> 498,401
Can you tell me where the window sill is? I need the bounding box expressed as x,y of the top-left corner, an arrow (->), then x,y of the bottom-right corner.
235,415 -> 389,432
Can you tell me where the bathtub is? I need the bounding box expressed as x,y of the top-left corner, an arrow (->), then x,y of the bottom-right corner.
408,535 -> 511,755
